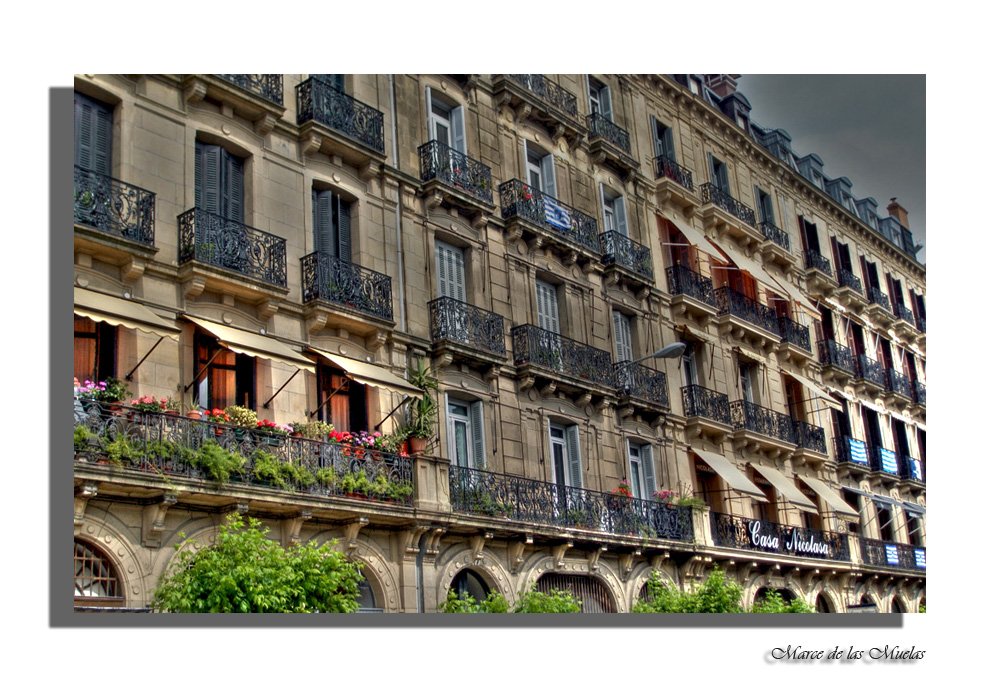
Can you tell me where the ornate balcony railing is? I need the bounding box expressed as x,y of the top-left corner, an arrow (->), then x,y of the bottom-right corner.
818,339 -> 855,372
428,297 -> 506,357
858,536 -> 925,572
700,183 -> 756,227
711,513 -> 850,562
867,287 -> 891,313
680,385 -> 732,425
301,252 -> 393,321
600,231 -> 653,280
512,324 -> 614,388
178,208 -> 287,287
867,444 -> 899,476
587,113 -> 631,154
886,369 -> 912,399
778,316 -> 811,352
417,140 -> 493,205
653,155 -> 694,190
855,354 -> 885,387
449,465 -> 694,542
715,286 -> 780,336
916,316 -> 926,333
837,269 -> 864,295
495,74 -> 578,117
834,435 -> 869,469
758,221 -> 789,250
913,380 -> 926,405
893,302 -> 915,326
730,400 -> 797,444
794,419 -> 827,453
217,74 -> 283,105
73,401 -> 412,505
296,77 -> 385,154
666,264 -> 717,308
804,249 -> 832,276
498,179 -> 600,253
615,361 -> 668,407
74,166 -> 155,246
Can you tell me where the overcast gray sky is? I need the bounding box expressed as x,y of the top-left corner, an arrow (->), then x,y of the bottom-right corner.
736,75 -> 925,263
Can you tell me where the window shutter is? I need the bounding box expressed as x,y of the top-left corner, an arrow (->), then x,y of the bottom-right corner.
336,195 -> 351,261
707,152 -> 715,186
651,115 -> 661,157
93,104 -> 112,177
613,195 -> 627,236
222,150 -> 243,222
312,189 -> 335,255
599,86 -> 612,121
425,86 -> 434,143
74,93 -> 113,176
471,400 -> 485,469
541,154 -> 557,199
663,125 -> 675,160
640,444 -> 657,500
195,142 -> 222,216
435,241 -> 465,301
450,105 -> 466,155
718,161 -> 729,194
536,281 -> 559,334
566,425 -> 583,489
613,311 -> 632,362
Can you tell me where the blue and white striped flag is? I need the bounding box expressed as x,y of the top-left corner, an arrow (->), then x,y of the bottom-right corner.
908,458 -> 923,481
848,438 -> 867,465
885,543 -> 899,565
543,196 -> 571,230
915,548 -> 926,568
880,448 -> 898,474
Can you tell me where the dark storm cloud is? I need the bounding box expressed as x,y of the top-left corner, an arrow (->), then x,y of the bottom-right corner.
737,75 -> 925,261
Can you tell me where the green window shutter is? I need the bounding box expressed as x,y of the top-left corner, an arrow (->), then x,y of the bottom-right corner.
566,425 -> 583,489
336,195 -> 351,261
312,189 -> 335,255
471,400 -> 485,469
640,444 -> 657,500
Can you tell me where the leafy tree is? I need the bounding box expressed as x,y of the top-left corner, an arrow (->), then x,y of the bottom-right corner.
152,512 -> 363,613
750,589 -> 815,613
439,589 -> 510,613
633,568 -> 744,613
512,587 -> 581,613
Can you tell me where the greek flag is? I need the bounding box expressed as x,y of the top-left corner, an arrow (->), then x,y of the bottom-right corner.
848,438 -> 867,465
543,196 -> 571,230
908,458 -> 923,481
885,543 -> 899,565
880,448 -> 898,474
915,548 -> 926,568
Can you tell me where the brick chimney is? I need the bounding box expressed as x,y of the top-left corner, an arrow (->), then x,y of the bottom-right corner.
886,197 -> 909,229
706,74 -> 741,98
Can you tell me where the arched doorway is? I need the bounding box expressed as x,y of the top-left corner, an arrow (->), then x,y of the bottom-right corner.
891,597 -> 906,613
450,568 -> 491,603
536,573 -> 615,613
754,587 -> 796,605
74,539 -> 125,609
356,572 -> 384,613
815,593 -> 833,613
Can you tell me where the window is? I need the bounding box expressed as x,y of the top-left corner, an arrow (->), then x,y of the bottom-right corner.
861,257 -> 881,293
799,217 -> 821,253
627,441 -> 656,500
650,117 -> 675,160
875,501 -> 895,541
862,407 -> 883,449
425,88 -> 466,154
535,280 -> 559,334
831,239 -> 853,274
888,275 -> 906,309
681,345 -> 699,387
435,240 -> 466,301
549,421 -> 583,490
312,188 -> 351,261
600,184 -> 628,235
707,153 -> 729,193
317,366 -> 367,433
739,361 -> 757,404
195,333 -> 255,410
688,76 -> 703,97
841,489 -> 860,534
524,142 -> 556,198
611,310 -> 633,363
75,92 -> 113,176
755,186 -> 774,225
450,568 -> 490,602
753,481 -> 779,523
892,419 -> 911,459
312,74 -> 344,90
74,316 -> 117,384
832,398 -> 852,439
446,396 -> 485,469
74,539 -> 123,607
195,141 -> 244,221
588,77 -> 612,120
906,510 -> 924,546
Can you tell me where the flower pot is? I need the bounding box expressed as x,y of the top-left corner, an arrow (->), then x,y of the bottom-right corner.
409,437 -> 427,455
291,432 -> 303,438
187,410 -> 202,420
214,427 -> 224,436
166,410 -> 179,416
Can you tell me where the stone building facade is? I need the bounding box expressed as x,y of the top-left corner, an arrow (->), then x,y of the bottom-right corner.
72,74 -> 926,613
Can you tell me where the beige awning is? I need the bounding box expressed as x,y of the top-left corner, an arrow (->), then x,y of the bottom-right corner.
308,347 -> 421,397
781,368 -> 840,410
182,315 -> 314,372
74,287 -> 180,340
799,476 -> 859,521
680,324 -> 712,342
821,297 -> 846,313
858,397 -> 883,414
668,217 -> 728,263
714,243 -> 789,297
763,267 -> 821,319
691,448 -> 767,501
733,346 -> 766,365
750,464 -> 819,514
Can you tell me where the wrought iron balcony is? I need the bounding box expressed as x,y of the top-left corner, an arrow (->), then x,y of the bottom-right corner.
587,113 -> 631,155
837,269 -> 864,295
296,77 -> 385,154
730,400 -> 797,444
417,140 -> 493,205
498,179 -> 600,253
912,380 -> 926,405
778,316 -> 811,352
217,74 -> 283,105
74,401 -> 412,505
711,512 -> 850,562
449,465 -> 694,542
715,286 -> 780,336
700,183 -> 756,227
794,419 -> 827,454
653,155 -> 694,191
893,302 -> 915,326
867,286 -> 891,313
758,221 -> 789,251
804,249 -> 832,276
886,369 -> 912,399
819,339 -> 855,372
834,435 -> 869,469
494,74 -> 578,117
615,361 -> 668,407
855,354 -> 885,387
858,536 -> 925,572
178,208 -> 287,287
74,166 -> 155,246
301,252 -> 393,321
429,297 -> 506,358
666,265 -> 717,308
512,324 -> 614,388
680,385 -> 732,425
600,231 -> 653,281
867,444 -> 899,477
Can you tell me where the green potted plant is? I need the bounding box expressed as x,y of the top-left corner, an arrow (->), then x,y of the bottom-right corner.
225,405 -> 258,438
405,359 -> 438,454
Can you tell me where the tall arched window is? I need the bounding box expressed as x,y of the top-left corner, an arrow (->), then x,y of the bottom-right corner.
74,539 -> 124,608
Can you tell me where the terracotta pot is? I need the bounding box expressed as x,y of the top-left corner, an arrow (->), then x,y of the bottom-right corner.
166,410 -> 180,416
215,427 -> 224,436
291,432 -> 303,438
409,437 -> 427,455
187,410 -> 203,420
400,438 -> 410,455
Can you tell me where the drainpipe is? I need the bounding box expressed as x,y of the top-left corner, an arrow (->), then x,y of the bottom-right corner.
414,530 -> 429,613
388,74 -> 406,333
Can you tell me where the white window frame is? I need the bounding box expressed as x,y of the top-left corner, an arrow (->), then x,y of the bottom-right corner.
612,310 -> 633,363
446,394 -> 485,470
548,420 -> 582,490
588,77 -> 612,121
627,440 -> 657,501
600,183 -> 628,236
434,240 -> 466,302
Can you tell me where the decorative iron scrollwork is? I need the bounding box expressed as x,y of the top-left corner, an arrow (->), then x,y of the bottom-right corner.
429,297 -> 506,357
74,166 -> 155,245
301,252 -> 393,321
296,78 -> 385,154
178,208 -> 287,287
